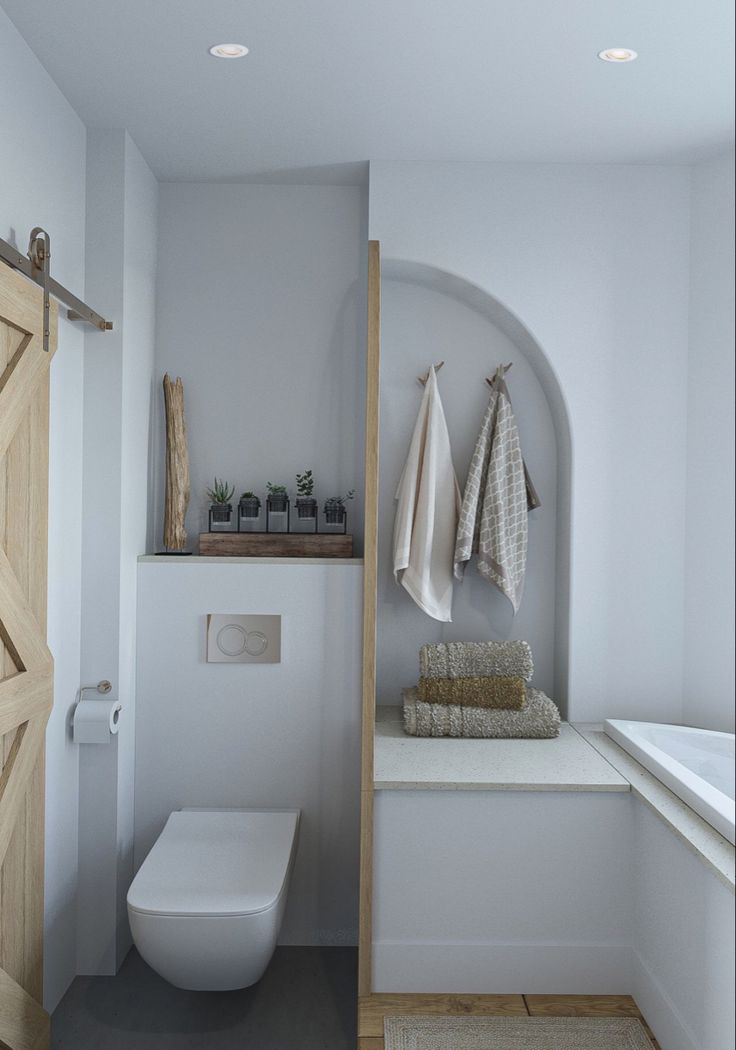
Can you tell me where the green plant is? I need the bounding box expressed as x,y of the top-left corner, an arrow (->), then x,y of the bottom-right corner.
324,489 -> 355,508
240,491 -> 258,500
295,469 -> 314,498
207,478 -> 234,504
266,482 -> 288,496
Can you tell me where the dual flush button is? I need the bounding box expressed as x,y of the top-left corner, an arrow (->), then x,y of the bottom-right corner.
206,614 -> 281,663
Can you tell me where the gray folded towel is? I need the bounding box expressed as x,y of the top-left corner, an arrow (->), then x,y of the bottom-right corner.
402,686 -> 560,738
419,640 -> 533,682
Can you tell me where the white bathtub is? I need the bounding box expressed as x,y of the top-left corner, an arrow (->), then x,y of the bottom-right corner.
604,719 -> 735,845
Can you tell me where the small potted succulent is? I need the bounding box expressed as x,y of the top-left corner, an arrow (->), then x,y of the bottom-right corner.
266,482 -> 290,533
238,490 -> 262,532
293,469 -> 318,533
207,478 -> 235,531
322,490 -> 354,533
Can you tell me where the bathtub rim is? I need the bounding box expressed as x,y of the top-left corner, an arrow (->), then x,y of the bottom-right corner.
603,718 -> 735,846
570,725 -> 734,893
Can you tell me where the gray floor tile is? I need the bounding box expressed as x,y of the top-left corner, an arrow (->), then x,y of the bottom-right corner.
52,946 -> 357,1048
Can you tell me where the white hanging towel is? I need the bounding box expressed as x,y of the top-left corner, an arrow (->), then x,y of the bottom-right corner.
453,372 -> 531,613
393,366 -> 460,622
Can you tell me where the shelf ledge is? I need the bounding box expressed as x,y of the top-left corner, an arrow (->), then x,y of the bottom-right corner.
138,555 -> 364,566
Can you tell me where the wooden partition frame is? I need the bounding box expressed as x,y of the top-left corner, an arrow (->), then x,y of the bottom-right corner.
358,240 -> 381,996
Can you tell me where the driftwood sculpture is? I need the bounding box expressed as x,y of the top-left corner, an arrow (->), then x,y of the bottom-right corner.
163,373 -> 190,551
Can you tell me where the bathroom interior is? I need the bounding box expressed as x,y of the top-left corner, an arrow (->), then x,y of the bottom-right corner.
0,2 -> 734,1049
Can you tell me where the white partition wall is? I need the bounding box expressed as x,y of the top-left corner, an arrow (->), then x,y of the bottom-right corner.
135,559 -> 363,946
373,790 -> 635,993
373,787 -> 734,1048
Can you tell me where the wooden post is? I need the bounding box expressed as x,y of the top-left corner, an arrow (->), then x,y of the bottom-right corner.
162,374 -> 190,552
358,240 -> 381,998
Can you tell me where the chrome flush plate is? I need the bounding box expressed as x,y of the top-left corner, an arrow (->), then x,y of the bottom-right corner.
206,614 -> 281,664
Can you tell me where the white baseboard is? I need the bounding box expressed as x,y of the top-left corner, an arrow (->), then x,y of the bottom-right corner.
632,952 -> 700,1050
372,943 -> 633,994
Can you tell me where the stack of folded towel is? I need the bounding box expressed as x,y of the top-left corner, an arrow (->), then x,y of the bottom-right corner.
403,640 -> 560,738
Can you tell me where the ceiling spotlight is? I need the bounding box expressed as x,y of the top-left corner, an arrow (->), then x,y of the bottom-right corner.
209,43 -> 249,59
598,48 -> 638,63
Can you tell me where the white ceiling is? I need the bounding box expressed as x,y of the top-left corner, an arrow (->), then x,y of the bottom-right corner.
2,0 -> 733,180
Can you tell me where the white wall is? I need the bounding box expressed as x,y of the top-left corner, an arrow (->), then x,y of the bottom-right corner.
683,151 -> 735,732
152,182 -> 367,553
135,560 -> 362,945
369,162 -> 692,724
117,134 -> 159,961
632,802 -> 734,1050
77,130 -> 158,974
376,277 -> 559,704
374,788 -> 735,1048
373,789 -> 634,993
0,5 -> 87,1012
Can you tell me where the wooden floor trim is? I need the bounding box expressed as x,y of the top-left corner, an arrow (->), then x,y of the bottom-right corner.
526,994 -> 642,1016
358,993 -> 662,1049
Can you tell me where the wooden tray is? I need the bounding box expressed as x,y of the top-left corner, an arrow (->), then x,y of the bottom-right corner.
198,532 -> 353,558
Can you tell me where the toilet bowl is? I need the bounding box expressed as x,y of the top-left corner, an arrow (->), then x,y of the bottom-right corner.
127,807 -> 299,990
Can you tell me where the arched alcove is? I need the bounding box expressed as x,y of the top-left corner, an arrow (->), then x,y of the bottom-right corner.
377,258 -> 572,711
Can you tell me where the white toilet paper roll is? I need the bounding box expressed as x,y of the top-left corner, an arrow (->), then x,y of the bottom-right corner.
73,699 -> 122,744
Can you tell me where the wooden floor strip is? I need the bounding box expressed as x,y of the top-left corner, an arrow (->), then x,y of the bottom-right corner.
638,1017 -> 663,1050
526,994 -> 641,1016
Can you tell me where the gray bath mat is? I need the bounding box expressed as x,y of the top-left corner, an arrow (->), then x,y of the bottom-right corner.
384,1015 -> 654,1049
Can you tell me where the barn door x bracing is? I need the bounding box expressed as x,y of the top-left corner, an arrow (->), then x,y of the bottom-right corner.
0,264 -> 55,1049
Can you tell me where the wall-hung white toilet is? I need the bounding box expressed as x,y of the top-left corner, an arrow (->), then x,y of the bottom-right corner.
127,808 -> 299,990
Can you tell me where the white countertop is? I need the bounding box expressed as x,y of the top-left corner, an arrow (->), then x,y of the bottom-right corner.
374,710 -> 734,889
374,707 -> 630,792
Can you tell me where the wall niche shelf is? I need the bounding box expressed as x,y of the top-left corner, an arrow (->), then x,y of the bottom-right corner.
198,531 -> 353,558
138,555 -> 363,566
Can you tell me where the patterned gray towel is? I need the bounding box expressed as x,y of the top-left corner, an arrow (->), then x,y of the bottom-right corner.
454,374 -> 533,613
402,686 -> 560,738
419,640 -> 533,682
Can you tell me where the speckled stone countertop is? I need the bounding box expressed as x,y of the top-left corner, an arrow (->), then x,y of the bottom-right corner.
575,723 -> 735,891
374,707 -> 629,793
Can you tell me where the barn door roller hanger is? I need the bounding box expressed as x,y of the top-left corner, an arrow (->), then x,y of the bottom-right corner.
0,227 -> 113,351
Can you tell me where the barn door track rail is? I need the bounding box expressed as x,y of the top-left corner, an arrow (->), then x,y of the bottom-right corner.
0,227 -> 113,351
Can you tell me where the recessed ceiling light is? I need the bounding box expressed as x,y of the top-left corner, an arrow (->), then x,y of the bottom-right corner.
209,43 -> 249,59
598,48 -> 638,63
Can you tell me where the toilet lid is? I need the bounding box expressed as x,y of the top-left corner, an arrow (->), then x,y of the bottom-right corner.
127,809 -> 299,918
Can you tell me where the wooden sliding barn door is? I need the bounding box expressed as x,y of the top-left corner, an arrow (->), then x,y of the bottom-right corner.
0,264 -> 55,1050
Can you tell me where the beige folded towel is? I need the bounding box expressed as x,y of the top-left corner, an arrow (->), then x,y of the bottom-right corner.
402,686 -> 560,739
416,675 -> 526,709
419,640 -> 533,681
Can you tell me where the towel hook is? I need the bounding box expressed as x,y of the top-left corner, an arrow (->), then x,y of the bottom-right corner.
418,361 -> 444,386
485,362 -> 513,387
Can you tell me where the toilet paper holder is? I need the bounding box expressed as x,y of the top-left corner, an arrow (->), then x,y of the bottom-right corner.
73,680 -> 122,744
82,680 -> 112,697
